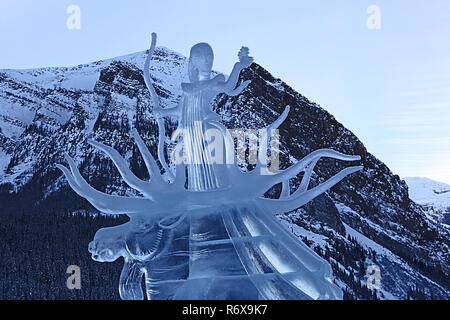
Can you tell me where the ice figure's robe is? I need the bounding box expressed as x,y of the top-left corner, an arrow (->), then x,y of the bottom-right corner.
179,88 -> 224,191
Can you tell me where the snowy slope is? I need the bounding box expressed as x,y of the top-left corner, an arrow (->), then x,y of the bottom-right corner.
0,47 -> 186,188
404,177 -> 450,226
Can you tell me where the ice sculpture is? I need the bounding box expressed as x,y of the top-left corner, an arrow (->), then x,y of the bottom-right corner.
57,33 -> 363,300
146,33 -> 253,190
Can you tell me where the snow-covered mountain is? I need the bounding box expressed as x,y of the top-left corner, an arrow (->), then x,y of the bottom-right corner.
0,46 -> 448,300
404,177 -> 450,227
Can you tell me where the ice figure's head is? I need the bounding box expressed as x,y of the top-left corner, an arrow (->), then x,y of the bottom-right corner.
188,43 -> 214,82
88,226 -> 126,262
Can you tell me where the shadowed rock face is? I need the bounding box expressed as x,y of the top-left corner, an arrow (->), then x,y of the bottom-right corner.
0,48 -> 448,299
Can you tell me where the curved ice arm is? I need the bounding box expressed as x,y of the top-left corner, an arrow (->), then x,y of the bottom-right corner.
280,180 -> 290,198
267,106 -> 290,131
56,154 -> 155,216
143,33 -> 160,109
119,260 -> 145,300
209,106 -> 290,179
254,106 -> 290,172
280,157 -> 319,198
297,158 -> 320,193
254,150 -> 361,193
221,63 -> 243,94
218,48 -> 253,95
88,139 -> 154,199
142,33 -> 175,181
225,206 -> 343,299
208,120 -> 239,171
256,166 -> 363,214
156,118 -> 175,181
131,128 -> 163,183
223,80 -> 251,96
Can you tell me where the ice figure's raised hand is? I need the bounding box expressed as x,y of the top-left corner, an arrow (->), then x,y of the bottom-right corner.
238,46 -> 254,69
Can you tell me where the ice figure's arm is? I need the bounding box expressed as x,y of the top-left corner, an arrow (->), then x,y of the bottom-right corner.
56,154 -> 155,216
153,96 -> 182,119
222,63 -> 242,93
225,80 -> 251,96
218,63 -> 250,95
119,260 -> 145,300
217,47 -> 253,95
256,166 -> 363,214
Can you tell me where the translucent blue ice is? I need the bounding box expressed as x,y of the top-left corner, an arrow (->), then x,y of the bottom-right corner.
57,33 -> 362,300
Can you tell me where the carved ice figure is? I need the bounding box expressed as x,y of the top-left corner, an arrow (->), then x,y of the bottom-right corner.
145,33 -> 252,191
57,33 -> 363,300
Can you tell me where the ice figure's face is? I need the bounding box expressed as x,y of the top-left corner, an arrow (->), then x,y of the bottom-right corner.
188,43 -> 214,82
88,227 -> 125,262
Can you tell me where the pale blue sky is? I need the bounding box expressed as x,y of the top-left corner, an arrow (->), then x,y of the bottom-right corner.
1,0 -> 449,182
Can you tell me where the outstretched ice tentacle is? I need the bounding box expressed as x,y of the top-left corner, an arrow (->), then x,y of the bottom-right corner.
142,33 -> 175,181
57,154 -> 155,216
280,180 -> 290,198
208,121 -> 241,173
257,166 -> 363,214
156,118 -> 175,181
278,158 -> 319,200
297,158 -> 320,193
131,128 -> 162,183
255,106 -> 290,172
267,106 -> 290,131
257,150 -> 361,193
209,106 -> 290,178
143,33 -> 160,108
88,140 -> 154,199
